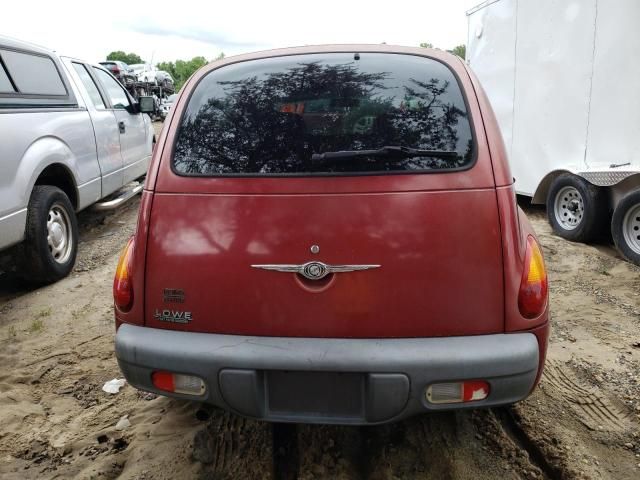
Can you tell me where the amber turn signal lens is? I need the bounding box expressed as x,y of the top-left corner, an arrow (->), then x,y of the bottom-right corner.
518,236 -> 548,319
113,237 -> 134,312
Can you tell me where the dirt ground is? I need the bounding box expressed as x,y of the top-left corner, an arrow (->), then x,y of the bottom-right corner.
1,177 -> 639,478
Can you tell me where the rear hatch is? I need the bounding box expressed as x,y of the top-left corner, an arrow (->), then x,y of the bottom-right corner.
145,50 -> 503,338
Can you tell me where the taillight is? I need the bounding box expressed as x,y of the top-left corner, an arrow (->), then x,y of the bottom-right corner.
112,67 -> 120,74
518,236 -> 548,319
426,380 -> 490,404
152,371 -> 206,396
113,237 -> 134,312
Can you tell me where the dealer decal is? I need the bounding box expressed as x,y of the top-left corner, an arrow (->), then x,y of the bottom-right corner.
153,309 -> 192,324
163,288 -> 185,303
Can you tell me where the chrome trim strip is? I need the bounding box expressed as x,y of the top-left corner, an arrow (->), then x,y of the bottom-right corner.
251,261 -> 380,280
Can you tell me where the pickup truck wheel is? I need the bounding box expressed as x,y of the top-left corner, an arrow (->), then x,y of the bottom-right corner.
20,186 -> 78,284
547,174 -> 607,242
611,190 -> 640,266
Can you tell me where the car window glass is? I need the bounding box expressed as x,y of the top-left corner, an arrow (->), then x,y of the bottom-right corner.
173,52 -> 474,176
72,63 -> 105,109
93,67 -> 129,109
0,49 -> 66,95
0,61 -> 14,93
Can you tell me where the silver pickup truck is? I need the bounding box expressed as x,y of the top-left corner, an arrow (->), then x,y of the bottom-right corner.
0,36 -> 155,283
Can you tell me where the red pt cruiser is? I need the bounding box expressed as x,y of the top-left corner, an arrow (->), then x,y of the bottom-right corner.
113,45 -> 549,424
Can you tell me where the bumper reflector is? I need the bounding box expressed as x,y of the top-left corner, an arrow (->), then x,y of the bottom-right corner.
426,380 -> 490,404
152,371 -> 206,396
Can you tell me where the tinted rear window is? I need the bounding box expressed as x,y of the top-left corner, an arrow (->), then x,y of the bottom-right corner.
0,49 -> 66,96
173,53 -> 474,176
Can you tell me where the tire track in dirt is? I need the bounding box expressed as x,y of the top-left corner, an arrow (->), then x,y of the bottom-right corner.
192,410 -> 273,479
186,409 -> 549,480
494,407 -> 559,479
543,361 -> 632,432
268,411 -> 545,480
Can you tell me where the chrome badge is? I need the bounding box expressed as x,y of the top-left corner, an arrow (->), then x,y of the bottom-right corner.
154,309 -> 192,324
251,261 -> 380,281
163,288 -> 185,303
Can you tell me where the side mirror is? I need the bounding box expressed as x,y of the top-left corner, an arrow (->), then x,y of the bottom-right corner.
139,96 -> 155,114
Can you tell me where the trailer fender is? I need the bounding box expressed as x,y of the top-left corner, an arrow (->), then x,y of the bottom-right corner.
607,174 -> 640,210
532,170 -> 573,205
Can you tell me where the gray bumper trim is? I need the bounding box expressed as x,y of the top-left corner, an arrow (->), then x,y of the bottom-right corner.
115,325 -> 540,424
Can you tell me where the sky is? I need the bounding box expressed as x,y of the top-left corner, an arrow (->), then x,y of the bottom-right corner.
1,0 -> 481,65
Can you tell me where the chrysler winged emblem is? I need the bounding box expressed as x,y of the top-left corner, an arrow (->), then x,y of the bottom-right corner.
251,261 -> 380,281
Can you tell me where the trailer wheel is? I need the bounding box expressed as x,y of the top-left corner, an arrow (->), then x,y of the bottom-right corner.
546,174 -> 607,242
611,190 -> 640,266
19,186 -> 78,284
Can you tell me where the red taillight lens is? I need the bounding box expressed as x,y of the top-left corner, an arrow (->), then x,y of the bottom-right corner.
426,380 -> 490,404
151,371 -> 206,395
151,371 -> 175,392
113,237 -> 134,312
518,236 -> 548,319
112,67 -> 120,74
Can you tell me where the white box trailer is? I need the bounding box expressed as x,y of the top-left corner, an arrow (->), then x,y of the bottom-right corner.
466,0 -> 640,265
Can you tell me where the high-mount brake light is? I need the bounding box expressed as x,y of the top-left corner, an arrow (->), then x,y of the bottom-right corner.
518,236 -> 548,319
113,237 -> 134,312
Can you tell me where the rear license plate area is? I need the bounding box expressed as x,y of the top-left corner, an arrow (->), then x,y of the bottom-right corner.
266,371 -> 364,420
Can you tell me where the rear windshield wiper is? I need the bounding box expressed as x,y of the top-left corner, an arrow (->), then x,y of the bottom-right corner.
311,146 -> 458,162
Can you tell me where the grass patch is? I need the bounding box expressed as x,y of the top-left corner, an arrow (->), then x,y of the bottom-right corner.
36,307 -> 52,318
29,319 -> 45,333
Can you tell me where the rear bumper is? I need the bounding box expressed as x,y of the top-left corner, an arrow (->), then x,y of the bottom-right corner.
115,324 -> 543,425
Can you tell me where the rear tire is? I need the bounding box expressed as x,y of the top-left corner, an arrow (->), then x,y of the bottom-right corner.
546,174 -> 608,242
19,186 -> 78,284
611,189 -> 640,266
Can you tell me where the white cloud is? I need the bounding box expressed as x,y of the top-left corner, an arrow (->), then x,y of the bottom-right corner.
1,0 -> 480,64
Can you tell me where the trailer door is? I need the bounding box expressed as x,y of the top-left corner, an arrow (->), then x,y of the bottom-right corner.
585,0 -> 640,172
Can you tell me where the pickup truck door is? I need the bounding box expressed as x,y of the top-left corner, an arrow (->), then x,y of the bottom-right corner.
66,61 -> 123,196
92,67 -> 148,183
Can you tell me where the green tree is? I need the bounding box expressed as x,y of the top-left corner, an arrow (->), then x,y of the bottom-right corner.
420,42 -> 466,60
451,44 -> 466,59
157,54 -> 223,91
106,51 -> 143,65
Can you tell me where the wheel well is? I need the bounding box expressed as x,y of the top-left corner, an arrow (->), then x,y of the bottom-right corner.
609,174 -> 640,210
34,164 -> 78,210
532,170 -> 572,204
